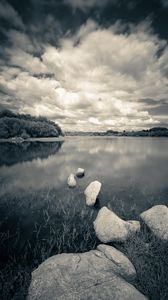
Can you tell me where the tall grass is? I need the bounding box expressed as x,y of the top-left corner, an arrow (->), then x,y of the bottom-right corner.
0,190 -> 99,299
0,189 -> 167,299
117,227 -> 168,300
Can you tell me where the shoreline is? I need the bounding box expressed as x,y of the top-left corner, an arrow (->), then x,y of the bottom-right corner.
0,136 -> 65,143
0,135 -> 168,143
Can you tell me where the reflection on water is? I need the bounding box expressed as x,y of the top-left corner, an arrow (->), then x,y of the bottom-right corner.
1,137 -> 168,225
0,141 -> 63,166
0,137 -> 168,299
0,137 -> 168,208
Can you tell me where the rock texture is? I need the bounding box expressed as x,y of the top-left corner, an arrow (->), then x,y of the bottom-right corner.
94,207 -> 140,243
28,247 -> 148,300
67,174 -> 77,188
97,244 -> 136,280
140,205 -> 168,241
84,181 -> 101,206
76,168 -> 85,177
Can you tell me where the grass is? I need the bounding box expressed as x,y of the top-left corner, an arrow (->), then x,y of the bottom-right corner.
0,190 -> 99,299
0,190 -> 168,300
116,228 -> 168,300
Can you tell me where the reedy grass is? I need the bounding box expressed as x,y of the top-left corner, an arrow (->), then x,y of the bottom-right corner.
0,190 -> 167,300
0,192 -> 98,299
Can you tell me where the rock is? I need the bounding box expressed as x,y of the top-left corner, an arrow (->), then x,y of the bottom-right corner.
28,249 -> 148,300
97,244 -> 136,280
140,205 -> 168,241
76,168 -> 85,177
94,207 -> 140,243
84,180 -> 101,206
127,220 -> 141,235
67,174 -> 77,188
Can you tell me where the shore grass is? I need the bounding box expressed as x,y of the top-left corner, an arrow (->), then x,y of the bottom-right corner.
0,192 -> 167,300
117,229 -> 168,300
0,194 -> 99,299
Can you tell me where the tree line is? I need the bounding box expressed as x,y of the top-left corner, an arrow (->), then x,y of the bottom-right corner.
0,109 -> 63,139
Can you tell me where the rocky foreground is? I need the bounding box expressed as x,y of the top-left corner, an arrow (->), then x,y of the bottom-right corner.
28,245 -> 147,300
28,175 -> 168,300
28,204 -> 168,300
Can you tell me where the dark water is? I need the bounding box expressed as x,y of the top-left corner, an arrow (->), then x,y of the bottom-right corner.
0,137 -> 168,298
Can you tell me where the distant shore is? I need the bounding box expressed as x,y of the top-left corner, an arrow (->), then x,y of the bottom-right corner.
0,133 -> 168,144
65,127 -> 168,137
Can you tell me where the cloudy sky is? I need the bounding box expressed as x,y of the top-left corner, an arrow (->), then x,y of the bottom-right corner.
0,0 -> 168,131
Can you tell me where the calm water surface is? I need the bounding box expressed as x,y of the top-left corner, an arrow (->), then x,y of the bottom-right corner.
0,137 -> 168,278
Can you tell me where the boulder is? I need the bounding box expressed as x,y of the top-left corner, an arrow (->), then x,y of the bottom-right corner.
94,207 -> 140,243
140,205 -> 168,241
67,174 -> 77,188
28,248 -> 148,300
97,244 -> 136,280
84,181 -> 101,206
76,168 -> 85,178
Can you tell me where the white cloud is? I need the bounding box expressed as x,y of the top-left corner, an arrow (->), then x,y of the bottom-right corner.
6,49 -> 47,74
89,117 -> 101,125
1,20 -> 168,131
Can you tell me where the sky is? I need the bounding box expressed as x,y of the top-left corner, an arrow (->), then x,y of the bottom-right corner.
0,0 -> 168,131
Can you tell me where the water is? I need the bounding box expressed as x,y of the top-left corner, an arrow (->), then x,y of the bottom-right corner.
0,137 -> 168,298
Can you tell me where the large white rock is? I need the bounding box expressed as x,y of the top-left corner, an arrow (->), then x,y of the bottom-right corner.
140,205 -> 168,241
84,180 -> 102,206
67,174 -> 77,188
76,168 -> 85,177
94,207 -> 140,243
28,248 -> 148,300
97,244 -> 136,280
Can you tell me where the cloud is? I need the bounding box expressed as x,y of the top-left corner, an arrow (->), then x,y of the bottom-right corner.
0,1 -> 24,29
6,30 -> 36,53
29,14 -> 63,47
161,0 -> 168,7
65,0 -> 109,11
89,117 -> 102,125
65,0 -> 138,11
0,20 -> 168,131
6,48 -> 48,74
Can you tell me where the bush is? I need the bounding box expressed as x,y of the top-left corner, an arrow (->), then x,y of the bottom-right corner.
0,109 -> 63,138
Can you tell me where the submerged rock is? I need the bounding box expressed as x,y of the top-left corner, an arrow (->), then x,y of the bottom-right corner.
67,174 -> 77,188
76,168 -> 85,177
84,180 -> 101,206
140,205 -> 168,241
28,247 -> 148,300
94,207 -> 140,243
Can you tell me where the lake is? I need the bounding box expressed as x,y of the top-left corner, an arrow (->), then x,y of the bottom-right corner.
0,137 -> 168,299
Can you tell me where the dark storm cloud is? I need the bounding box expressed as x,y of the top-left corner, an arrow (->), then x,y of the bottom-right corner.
140,98 -> 168,106
1,0 -> 167,40
161,0 -> 168,7
0,0 -> 24,29
0,0 -> 168,130
149,103 -> 168,116
140,97 -> 168,116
